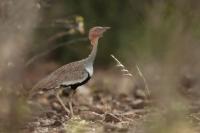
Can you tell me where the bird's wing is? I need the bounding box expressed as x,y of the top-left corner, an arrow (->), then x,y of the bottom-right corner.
31,60 -> 89,94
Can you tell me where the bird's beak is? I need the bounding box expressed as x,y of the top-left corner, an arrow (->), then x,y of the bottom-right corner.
102,27 -> 111,32
99,27 -> 110,38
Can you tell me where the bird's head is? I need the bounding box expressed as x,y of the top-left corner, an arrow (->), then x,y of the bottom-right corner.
89,26 -> 110,45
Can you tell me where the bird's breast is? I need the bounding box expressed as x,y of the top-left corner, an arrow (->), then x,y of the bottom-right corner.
85,64 -> 93,76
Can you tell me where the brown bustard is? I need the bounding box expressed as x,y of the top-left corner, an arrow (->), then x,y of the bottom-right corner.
29,26 -> 110,116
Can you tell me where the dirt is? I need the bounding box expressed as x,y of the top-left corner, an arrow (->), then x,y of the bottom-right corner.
20,68 -> 200,133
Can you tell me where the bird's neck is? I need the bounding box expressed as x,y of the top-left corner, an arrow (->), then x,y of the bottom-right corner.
88,39 -> 98,62
84,38 -> 99,76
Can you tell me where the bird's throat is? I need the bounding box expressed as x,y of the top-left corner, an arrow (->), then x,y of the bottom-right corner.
91,38 -> 99,46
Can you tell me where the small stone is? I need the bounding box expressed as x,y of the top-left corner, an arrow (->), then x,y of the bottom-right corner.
123,111 -> 137,119
52,120 -> 62,127
80,111 -> 103,121
46,111 -> 57,118
104,113 -> 121,123
131,99 -> 145,109
40,118 -> 53,126
51,102 -> 62,112
89,105 -> 105,114
134,89 -> 146,99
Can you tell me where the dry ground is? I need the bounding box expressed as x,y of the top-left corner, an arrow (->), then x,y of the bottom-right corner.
20,63 -> 200,133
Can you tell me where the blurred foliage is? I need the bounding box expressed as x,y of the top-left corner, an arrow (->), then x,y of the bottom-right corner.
32,0 -> 149,65
32,0 -> 200,67
0,0 -> 200,132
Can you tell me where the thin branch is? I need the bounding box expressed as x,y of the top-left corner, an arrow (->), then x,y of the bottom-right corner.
25,37 -> 87,67
46,31 -> 72,45
136,64 -> 150,97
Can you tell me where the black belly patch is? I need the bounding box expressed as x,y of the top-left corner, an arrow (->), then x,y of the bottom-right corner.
61,72 -> 91,96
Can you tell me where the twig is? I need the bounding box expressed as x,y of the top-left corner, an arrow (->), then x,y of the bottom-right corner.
110,54 -> 133,77
136,64 -> 150,97
25,37 -> 87,67
46,31 -> 72,45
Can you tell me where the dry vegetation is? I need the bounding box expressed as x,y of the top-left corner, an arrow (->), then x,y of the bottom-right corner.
0,0 -> 200,133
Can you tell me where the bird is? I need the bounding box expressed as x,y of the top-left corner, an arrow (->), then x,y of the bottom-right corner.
29,26 -> 110,116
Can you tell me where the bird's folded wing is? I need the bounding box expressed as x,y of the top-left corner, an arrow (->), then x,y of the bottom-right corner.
60,70 -> 89,86
31,60 -> 87,92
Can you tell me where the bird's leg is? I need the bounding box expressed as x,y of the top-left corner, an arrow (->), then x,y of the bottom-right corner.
56,89 -> 70,115
68,91 -> 75,116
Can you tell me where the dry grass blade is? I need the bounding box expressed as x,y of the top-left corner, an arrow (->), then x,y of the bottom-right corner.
136,64 -> 150,97
110,54 -> 133,77
110,54 -> 150,97
190,114 -> 200,122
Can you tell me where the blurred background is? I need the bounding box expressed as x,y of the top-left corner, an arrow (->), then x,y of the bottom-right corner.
0,0 -> 200,133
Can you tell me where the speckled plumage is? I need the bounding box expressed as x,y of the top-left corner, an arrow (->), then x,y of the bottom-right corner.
30,59 -> 90,98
